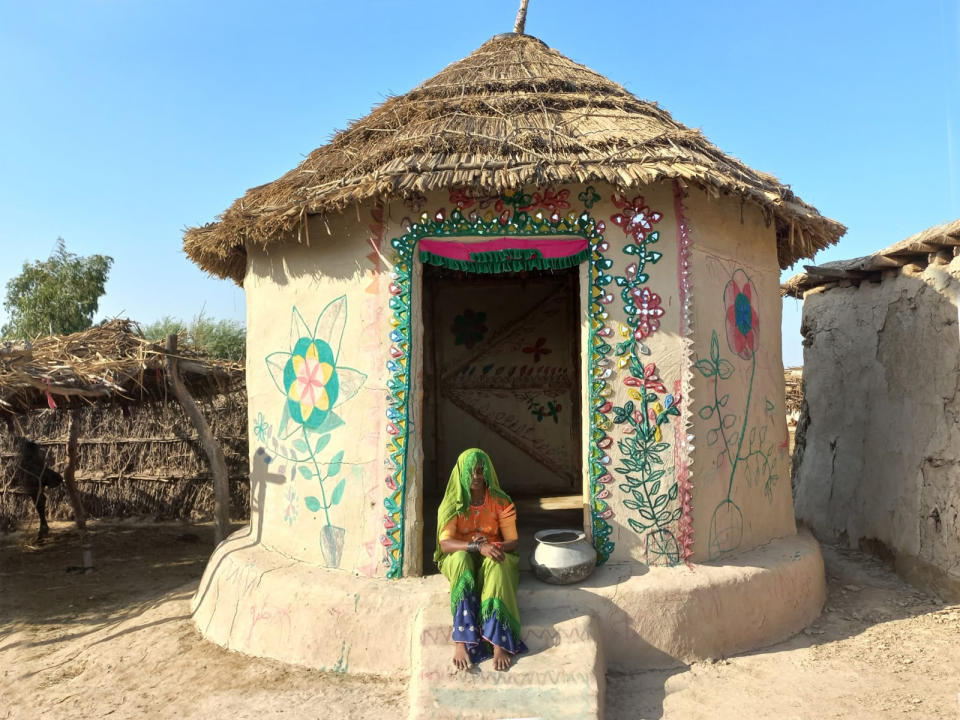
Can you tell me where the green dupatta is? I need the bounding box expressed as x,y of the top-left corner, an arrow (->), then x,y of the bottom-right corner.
434,448 -> 513,566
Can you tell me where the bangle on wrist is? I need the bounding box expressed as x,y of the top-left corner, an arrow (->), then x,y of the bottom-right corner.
467,541 -> 480,552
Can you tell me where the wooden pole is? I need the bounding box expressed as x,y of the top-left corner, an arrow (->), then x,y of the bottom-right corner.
513,0 -> 530,34
165,335 -> 230,545
62,409 -> 86,530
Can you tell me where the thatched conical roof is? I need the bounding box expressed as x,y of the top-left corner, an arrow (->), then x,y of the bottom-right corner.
185,33 -> 844,284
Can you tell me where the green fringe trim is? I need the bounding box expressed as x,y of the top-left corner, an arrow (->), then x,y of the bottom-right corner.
419,248 -> 590,274
480,597 -> 522,641
450,570 -> 477,618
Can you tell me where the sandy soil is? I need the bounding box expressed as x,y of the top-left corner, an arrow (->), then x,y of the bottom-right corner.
2,520 -> 959,720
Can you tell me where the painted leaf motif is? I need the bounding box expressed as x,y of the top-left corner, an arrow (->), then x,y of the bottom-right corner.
627,518 -> 651,533
328,450 -> 345,477
694,359 -> 716,378
293,439 -> 309,453
330,478 -> 346,506
265,352 -> 293,394
314,434 -> 331,454
333,367 -> 367,408
306,411 -> 344,436
716,360 -> 735,380
314,295 -> 348,362
299,466 -> 314,479
290,307 -> 313,352
304,496 -> 322,512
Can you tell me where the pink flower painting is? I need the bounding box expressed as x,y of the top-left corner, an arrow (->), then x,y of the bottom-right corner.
723,270 -> 759,360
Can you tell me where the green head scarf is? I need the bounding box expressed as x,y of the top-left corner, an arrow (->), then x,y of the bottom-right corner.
434,448 -> 512,565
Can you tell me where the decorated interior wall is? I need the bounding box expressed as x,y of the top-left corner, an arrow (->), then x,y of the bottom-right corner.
424,273 -> 581,497
685,189 -> 795,563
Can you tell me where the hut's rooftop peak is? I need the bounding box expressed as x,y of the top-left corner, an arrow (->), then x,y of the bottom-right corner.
184,32 -> 844,284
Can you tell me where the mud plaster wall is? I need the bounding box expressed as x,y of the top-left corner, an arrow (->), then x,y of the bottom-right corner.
242,182 -> 798,579
686,189 -> 795,562
245,204 -> 390,578
793,258 -> 960,598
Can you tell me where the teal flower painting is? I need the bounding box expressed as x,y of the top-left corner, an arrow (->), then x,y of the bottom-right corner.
265,297 -> 366,438
262,297 -> 367,568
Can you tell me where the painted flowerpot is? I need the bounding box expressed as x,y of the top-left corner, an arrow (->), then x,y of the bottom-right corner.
530,529 -> 597,585
320,524 -> 346,568
708,500 -> 743,558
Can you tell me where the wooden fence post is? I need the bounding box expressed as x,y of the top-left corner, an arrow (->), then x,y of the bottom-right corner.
165,335 -> 230,545
62,409 -> 87,530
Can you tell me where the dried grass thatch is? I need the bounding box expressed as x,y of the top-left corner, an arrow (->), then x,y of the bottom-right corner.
782,218 -> 960,298
185,33 -> 844,284
0,319 -> 241,415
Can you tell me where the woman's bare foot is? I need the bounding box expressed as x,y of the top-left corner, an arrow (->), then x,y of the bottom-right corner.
492,644 -> 512,671
452,642 -> 472,670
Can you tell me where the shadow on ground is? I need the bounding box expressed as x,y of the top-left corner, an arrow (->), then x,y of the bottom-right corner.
0,520 -> 226,651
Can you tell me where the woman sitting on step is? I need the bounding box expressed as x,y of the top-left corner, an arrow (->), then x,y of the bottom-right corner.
435,448 -> 527,671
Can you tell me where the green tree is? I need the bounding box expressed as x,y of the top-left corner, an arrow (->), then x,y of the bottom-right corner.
142,312 -> 245,362
1,239 -> 113,339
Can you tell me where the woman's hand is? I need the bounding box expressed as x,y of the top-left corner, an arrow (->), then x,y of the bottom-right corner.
478,540 -> 505,563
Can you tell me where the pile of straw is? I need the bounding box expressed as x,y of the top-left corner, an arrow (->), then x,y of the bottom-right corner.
185,33 -> 844,284
784,367 -> 803,424
0,319 -> 241,415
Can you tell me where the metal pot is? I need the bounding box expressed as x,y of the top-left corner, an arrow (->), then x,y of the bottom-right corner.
529,528 -> 597,584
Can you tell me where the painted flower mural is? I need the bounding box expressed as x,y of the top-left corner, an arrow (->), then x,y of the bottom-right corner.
253,412 -> 270,443
264,298 -> 367,568
610,194 -> 664,244
267,299 -> 366,435
451,309 -> 488,349
724,270 -> 759,360
631,287 -> 664,340
696,269 -> 777,559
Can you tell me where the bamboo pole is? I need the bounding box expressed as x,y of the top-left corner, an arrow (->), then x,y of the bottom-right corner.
61,409 -> 87,530
513,0 -> 530,33
165,335 -> 230,544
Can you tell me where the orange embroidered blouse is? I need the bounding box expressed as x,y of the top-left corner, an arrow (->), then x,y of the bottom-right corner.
439,491 -> 518,544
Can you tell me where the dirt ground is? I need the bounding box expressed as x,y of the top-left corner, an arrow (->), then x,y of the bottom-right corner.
2,521 -> 959,720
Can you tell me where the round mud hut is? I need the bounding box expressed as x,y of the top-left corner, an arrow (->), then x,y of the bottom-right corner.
184,31 -> 844,684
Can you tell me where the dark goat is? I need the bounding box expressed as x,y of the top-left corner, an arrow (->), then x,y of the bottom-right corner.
12,438 -> 62,538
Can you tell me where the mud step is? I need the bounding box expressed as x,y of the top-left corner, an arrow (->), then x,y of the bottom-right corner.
408,605 -> 605,720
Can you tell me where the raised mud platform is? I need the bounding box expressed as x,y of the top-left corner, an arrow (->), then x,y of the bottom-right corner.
191,528 -> 826,680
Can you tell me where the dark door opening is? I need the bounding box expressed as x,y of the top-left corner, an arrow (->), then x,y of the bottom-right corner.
421,265 -> 583,572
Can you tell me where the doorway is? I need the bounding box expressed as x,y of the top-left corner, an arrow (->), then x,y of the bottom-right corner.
421,265 -> 584,571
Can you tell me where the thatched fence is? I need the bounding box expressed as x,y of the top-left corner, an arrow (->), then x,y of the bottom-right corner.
0,392 -> 249,532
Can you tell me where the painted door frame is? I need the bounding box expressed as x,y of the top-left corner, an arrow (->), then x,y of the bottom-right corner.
380,209 -> 614,578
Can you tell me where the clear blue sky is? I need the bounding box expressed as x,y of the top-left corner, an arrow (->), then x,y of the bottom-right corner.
1,1 -> 957,365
